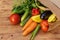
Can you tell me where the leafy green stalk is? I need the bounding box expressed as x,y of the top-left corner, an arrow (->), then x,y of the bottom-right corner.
35,0 -> 47,10
21,8 -> 29,21
12,0 -> 35,14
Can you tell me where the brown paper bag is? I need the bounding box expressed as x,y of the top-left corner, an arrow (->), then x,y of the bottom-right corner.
39,0 -> 60,21
39,0 -> 60,31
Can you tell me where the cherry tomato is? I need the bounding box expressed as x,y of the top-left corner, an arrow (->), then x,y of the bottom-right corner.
32,8 -> 40,16
40,20 -> 49,32
10,14 -> 20,25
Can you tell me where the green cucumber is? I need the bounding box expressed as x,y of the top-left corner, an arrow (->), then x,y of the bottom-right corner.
20,15 -> 31,27
21,8 -> 29,21
30,24 -> 40,40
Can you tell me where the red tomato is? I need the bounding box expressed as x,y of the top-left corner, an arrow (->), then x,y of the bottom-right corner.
10,14 -> 20,25
40,20 -> 49,32
41,24 -> 49,32
41,20 -> 49,26
32,8 -> 40,16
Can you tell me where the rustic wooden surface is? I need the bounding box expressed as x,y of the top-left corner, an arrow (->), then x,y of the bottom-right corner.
0,0 -> 60,40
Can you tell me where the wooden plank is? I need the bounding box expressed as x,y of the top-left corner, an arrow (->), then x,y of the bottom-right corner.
50,0 -> 60,8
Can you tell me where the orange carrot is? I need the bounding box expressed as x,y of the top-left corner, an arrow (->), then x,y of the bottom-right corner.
23,21 -> 37,36
22,18 -> 33,31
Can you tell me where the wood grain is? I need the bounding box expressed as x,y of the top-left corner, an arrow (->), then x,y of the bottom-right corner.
0,0 -> 60,40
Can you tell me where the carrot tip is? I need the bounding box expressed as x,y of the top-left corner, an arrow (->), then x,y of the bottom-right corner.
23,33 -> 27,36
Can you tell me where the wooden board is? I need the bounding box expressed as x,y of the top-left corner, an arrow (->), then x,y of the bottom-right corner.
50,0 -> 60,9
0,0 -> 60,40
